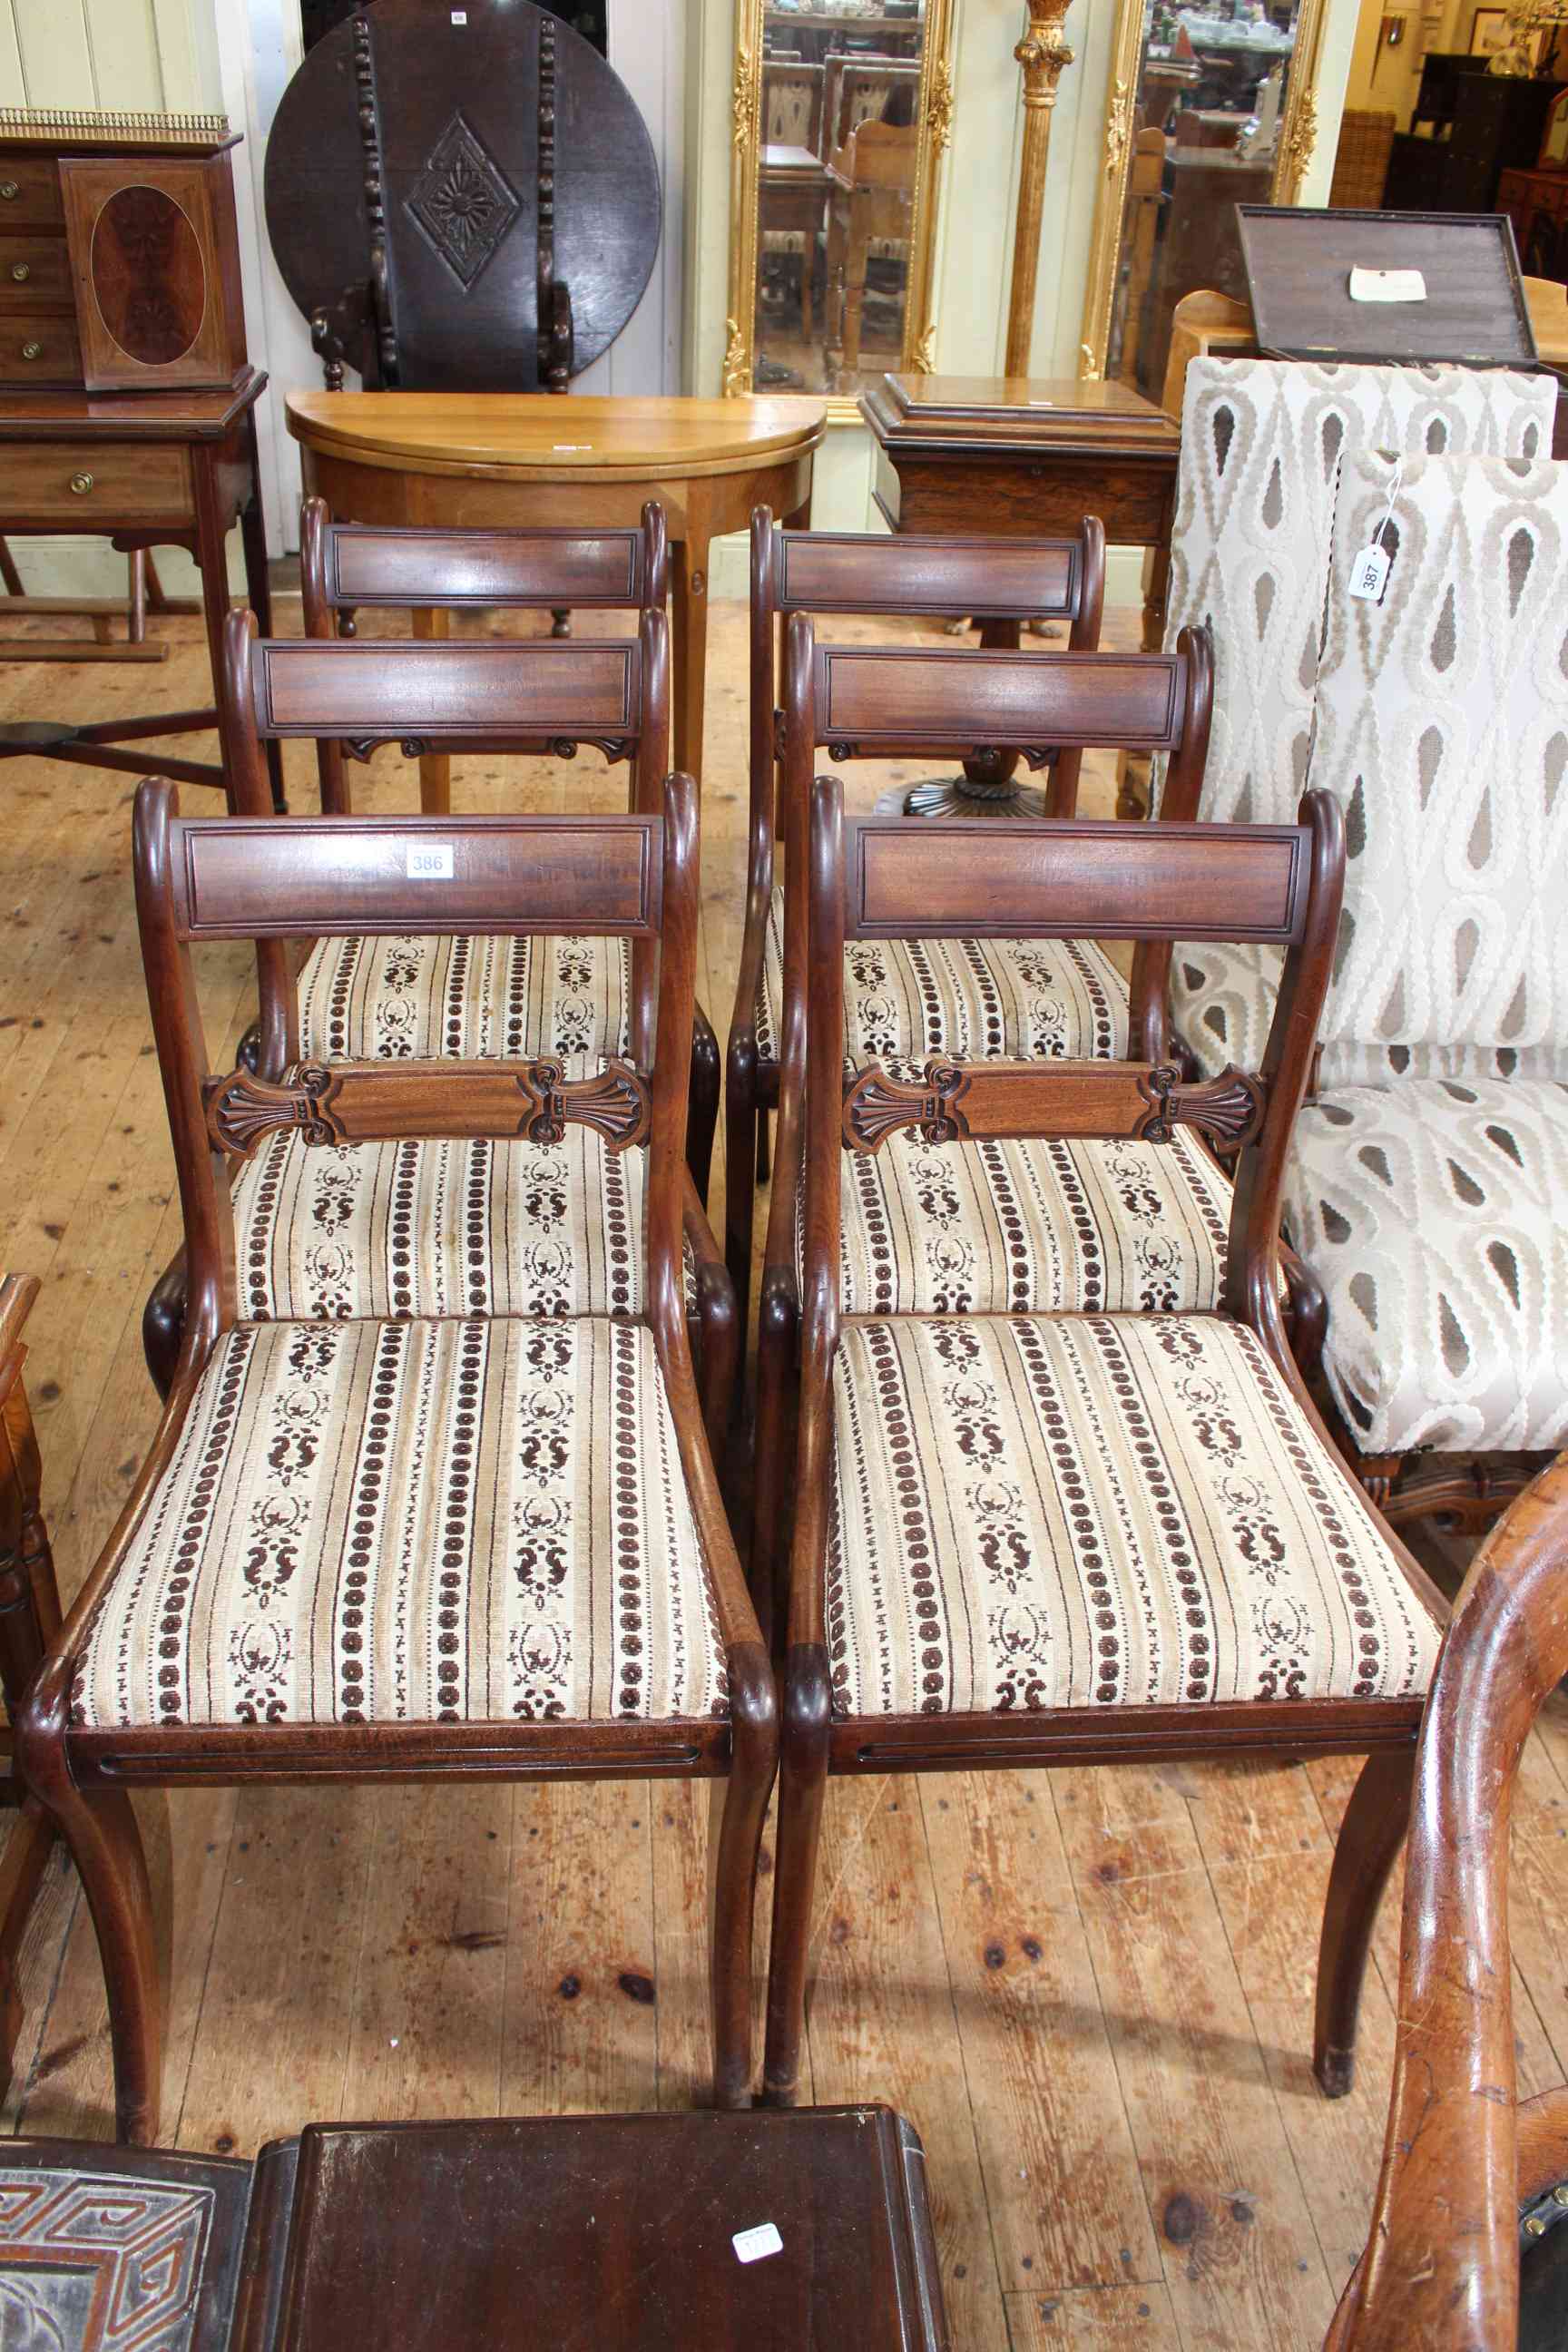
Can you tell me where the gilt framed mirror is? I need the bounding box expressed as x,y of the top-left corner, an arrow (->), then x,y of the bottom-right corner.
724,0 -> 956,410
1077,0 -> 1330,400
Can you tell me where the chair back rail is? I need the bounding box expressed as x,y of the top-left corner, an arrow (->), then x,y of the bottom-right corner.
133,778 -> 698,1386
300,495 -> 669,620
1328,1451 -> 1568,2352
218,604 -> 671,1072
799,779 -> 1345,1441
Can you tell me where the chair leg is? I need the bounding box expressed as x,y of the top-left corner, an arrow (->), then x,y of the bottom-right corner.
1314,1747 -> 1416,2099
762,1646 -> 831,2108
687,1010 -> 720,1210
723,1051 -> 758,1359
17,1671 -> 162,2145
1358,1453 -> 1408,1516
709,1710 -> 777,2111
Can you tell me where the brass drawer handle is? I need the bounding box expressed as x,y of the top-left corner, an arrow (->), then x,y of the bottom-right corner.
20,339 -> 41,360
10,262 -> 28,282
69,472 -> 93,496
0,183 -> 17,202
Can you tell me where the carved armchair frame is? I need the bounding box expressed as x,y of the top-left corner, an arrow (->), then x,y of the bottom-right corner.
726,512 -> 1108,1344
17,779 -> 776,2145
751,611 -> 1211,1622
760,776 -> 1446,2108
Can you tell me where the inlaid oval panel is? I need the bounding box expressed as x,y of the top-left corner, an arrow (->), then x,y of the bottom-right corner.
90,184 -> 206,367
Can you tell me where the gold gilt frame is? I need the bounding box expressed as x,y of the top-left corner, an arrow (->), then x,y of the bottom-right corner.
723,0 -> 956,421
1076,0 -> 1331,379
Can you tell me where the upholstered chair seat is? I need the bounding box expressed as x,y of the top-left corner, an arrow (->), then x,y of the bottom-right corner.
1283,1081 -> 1568,1458
296,930 -> 632,1064
825,1313 -> 1440,1716
230,1124 -> 698,1324
70,1315 -> 723,1730
757,882 -> 1131,1068
822,1127 -> 1238,1318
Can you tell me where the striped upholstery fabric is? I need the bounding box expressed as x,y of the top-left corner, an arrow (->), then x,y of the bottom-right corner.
756,884 -> 1130,1066
72,1317 -> 725,1728
230,1130 -> 694,1323
831,1131 -> 1238,1316
296,933 -> 632,1063
826,1314 -> 1438,1716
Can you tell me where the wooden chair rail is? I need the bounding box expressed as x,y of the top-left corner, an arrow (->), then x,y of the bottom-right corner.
770,523 -> 1091,621
203,1055 -> 650,1158
164,809 -> 662,941
812,643 -> 1188,753
843,815 -> 1311,944
248,634 -> 642,740
312,501 -> 670,612
840,1056 -> 1265,1154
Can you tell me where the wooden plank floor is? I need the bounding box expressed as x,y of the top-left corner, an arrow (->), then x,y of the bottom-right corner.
2,592 -> 1564,2350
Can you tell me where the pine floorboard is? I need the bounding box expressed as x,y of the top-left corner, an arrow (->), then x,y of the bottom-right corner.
0,591 -> 1560,2350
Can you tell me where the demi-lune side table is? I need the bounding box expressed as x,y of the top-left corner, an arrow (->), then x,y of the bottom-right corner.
286,390 -> 827,810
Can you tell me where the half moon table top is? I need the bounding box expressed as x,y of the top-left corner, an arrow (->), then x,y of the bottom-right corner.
285,393 -> 828,485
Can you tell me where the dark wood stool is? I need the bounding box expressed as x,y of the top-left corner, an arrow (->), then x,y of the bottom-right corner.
0,2107 -> 946,2350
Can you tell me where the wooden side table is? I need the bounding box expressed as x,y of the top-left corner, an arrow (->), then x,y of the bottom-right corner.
286,391 -> 827,809
0,372 -> 283,806
0,2107 -> 947,2350
861,371 -> 1181,817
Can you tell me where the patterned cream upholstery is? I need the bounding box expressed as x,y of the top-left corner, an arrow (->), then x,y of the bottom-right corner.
1175,941 -> 1563,1087
825,1314 -> 1439,1715
830,1130 -> 1238,1316
756,884 -> 1131,1067
1285,1082 -> 1568,1458
72,1317 -> 724,1728
1165,358 -> 1557,1071
297,932 -> 631,1063
230,1126 -> 696,1323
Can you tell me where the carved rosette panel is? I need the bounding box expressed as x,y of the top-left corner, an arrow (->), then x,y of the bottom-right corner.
205,1060 -> 652,1158
406,107 -> 521,289
842,1063 -> 970,1152
1135,1062 -> 1266,1151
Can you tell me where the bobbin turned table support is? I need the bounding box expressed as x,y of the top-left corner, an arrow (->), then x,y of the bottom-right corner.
286,392 -> 825,808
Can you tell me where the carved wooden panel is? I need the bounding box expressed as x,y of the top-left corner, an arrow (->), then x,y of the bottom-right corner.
328,527 -> 644,611
204,1058 -> 652,1158
840,1058 -> 1266,1152
776,533 -> 1078,622
174,815 -> 661,941
0,2167 -> 215,2352
815,647 -> 1182,754
253,639 -> 639,740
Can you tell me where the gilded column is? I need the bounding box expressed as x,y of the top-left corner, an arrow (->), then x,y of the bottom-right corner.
1004,0 -> 1076,378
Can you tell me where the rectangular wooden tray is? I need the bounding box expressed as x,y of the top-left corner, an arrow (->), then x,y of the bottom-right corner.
1236,205 -> 1538,367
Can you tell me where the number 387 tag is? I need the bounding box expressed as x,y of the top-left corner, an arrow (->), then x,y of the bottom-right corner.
407,843 -> 455,879
1347,544 -> 1391,603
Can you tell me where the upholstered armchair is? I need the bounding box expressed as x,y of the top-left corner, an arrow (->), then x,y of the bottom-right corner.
1277,449 -> 1568,1525
1156,356 -> 1556,1082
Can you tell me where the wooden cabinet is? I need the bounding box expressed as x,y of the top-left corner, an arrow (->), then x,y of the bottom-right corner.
0,113 -> 248,395
1498,164 -> 1568,281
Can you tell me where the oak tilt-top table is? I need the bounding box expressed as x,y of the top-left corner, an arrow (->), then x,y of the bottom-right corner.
286,391 -> 827,810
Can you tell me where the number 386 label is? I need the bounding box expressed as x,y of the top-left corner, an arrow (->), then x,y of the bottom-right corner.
407,843 -> 455,879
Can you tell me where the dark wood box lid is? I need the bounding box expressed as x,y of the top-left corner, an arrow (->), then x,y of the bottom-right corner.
862,372 -> 1178,455
1237,205 -> 1538,367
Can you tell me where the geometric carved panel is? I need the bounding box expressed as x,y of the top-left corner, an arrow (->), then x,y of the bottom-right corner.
0,2171 -> 213,2352
405,110 -> 520,289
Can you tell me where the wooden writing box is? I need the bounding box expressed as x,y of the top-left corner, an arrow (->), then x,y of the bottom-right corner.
0,110 -> 248,395
1236,204 -> 1538,368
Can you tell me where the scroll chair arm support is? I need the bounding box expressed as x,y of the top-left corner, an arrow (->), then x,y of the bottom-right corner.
1329,1452 -> 1568,2352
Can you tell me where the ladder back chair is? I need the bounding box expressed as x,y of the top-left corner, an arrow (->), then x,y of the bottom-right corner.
729,513 -> 1111,1332
752,614 -> 1213,1621
19,779 -> 776,2146
762,779 -> 1446,2109
1330,1451 -> 1568,2350
143,611 -> 736,1461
